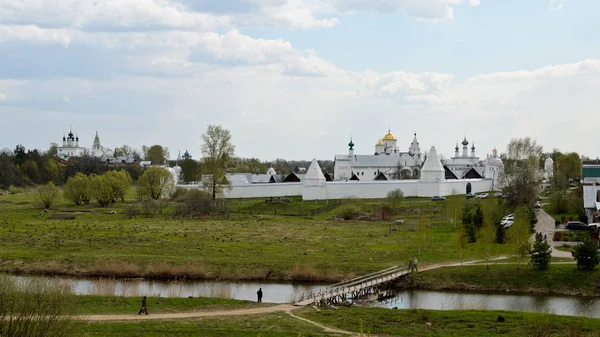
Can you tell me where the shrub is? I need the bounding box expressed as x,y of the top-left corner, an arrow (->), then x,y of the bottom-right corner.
8,185 -> 22,194
172,189 -> 226,217
336,204 -> 362,220
35,182 -> 60,210
572,236 -> 600,271
0,274 -> 80,337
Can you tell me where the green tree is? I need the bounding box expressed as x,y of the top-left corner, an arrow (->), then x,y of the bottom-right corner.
572,235 -> 600,271
530,237 -> 552,270
63,173 -> 92,205
89,174 -> 114,207
0,153 -> 17,189
501,137 -> 543,208
41,158 -> 59,183
20,159 -> 41,184
446,194 -> 465,229
477,215 -> 497,270
146,145 -> 168,165
179,159 -> 201,183
201,125 -> 235,200
455,224 -> 469,266
138,167 -> 174,200
386,189 -> 404,213
508,207 -> 532,269
552,151 -> 582,189
35,182 -> 60,210
104,170 -> 132,202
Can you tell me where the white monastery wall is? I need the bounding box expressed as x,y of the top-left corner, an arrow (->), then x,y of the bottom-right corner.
178,179 -> 493,200
583,184 -> 600,209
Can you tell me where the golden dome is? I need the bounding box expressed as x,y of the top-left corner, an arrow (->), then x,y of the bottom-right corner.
376,139 -> 384,146
382,130 -> 397,141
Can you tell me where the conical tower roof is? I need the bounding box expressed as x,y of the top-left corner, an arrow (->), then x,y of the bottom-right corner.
304,158 -> 326,181
422,146 -> 444,172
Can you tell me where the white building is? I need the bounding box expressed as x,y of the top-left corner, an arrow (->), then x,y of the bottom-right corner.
442,138 -> 504,190
334,130 -> 423,181
57,129 -> 87,160
582,160 -> 600,223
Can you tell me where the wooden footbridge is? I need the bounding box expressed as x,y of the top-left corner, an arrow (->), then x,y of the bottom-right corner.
294,264 -> 414,306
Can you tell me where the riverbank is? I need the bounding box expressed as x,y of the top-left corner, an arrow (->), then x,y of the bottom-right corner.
398,263 -> 600,296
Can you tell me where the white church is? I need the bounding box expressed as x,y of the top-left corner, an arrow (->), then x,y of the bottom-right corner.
57,129 -> 103,160
334,129 -> 423,181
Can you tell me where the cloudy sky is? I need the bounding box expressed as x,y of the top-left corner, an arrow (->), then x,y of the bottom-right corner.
0,0 -> 598,161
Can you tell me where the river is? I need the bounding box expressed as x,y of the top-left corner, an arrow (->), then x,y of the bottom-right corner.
8,275 -> 600,318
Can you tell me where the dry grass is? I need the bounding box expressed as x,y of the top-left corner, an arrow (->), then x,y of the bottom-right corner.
87,261 -> 142,278
287,260 -> 348,282
144,262 -> 206,280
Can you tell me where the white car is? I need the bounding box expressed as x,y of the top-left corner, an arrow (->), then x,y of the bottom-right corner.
476,193 -> 489,199
502,214 -> 514,221
502,220 -> 514,228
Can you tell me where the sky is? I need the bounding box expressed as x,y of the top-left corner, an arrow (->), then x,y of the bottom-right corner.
0,0 -> 599,162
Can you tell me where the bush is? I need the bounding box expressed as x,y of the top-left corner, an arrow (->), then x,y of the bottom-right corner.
0,274 -> 80,337
336,204 -> 362,220
572,236 -> 600,271
8,185 -> 22,194
172,189 -> 227,217
35,182 -> 60,210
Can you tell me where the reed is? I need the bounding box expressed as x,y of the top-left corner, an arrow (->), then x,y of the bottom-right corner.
144,262 -> 206,280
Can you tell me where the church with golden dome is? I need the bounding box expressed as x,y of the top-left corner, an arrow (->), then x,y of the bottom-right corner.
334,129 -> 423,181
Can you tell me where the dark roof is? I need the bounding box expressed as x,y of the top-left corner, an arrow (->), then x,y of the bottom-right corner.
444,166 -> 458,180
323,172 -> 333,182
374,172 -> 388,181
283,172 -> 301,183
464,168 -> 483,179
350,173 -> 360,181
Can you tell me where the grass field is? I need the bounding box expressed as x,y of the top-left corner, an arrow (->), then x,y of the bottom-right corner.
402,263 -> 600,296
83,313 -> 335,337
300,307 -> 600,337
0,189 -> 512,281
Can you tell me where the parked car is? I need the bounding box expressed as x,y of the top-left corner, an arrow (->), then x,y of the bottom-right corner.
534,201 -> 542,209
565,221 -> 591,231
494,192 -> 504,198
503,220 -> 514,229
476,193 -> 489,199
502,214 -> 514,221
537,196 -> 542,201
431,196 -> 446,201
466,192 -> 477,199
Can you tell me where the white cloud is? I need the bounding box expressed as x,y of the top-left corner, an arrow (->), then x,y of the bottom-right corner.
332,0 -> 478,21
0,0 -> 230,31
0,93 -> 6,100
550,0 -> 568,10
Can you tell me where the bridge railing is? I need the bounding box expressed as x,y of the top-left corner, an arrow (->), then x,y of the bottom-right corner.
296,264 -> 411,304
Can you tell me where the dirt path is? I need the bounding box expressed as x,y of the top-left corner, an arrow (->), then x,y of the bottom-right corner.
82,303 -> 358,336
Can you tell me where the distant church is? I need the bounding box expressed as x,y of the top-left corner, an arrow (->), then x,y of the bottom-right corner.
56,129 -> 133,163
57,128 -> 103,160
442,137 -> 504,189
333,129 -> 423,181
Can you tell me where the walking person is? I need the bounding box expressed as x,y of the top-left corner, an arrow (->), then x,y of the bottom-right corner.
138,296 -> 148,315
257,288 -> 263,303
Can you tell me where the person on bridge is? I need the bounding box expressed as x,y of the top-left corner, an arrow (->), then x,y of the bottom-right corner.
138,296 -> 148,315
257,288 -> 263,303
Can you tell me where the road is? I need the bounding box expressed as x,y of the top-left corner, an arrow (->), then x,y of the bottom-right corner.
534,209 -> 573,259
